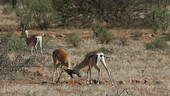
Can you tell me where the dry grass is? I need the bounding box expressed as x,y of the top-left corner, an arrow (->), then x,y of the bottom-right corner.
0,33 -> 170,96
0,6 -> 170,96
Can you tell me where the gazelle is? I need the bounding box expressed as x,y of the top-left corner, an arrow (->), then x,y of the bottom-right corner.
52,49 -> 75,83
65,50 -> 114,85
21,29 -> 44,55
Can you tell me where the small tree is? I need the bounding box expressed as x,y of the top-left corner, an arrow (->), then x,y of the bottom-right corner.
16,0 -> 60,30
146,6 -> 170,33
145,39 -> 169,50
93,25 -> 114,44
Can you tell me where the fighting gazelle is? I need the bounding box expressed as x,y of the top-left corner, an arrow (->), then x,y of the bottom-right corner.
21,29 -> 44,55
65,50 -> 114,85
52,49 -> 78,83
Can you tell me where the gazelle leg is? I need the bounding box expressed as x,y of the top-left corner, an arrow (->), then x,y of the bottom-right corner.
35,43 -> 38,51
87,57 -> 93,85
95,55 -> 101,84
56,65 -> 64,83
89,64 -> 92,84
31,47 -> 34,55
95,66 -> 100,84
39,37 -> 43,54
53,66 -> 56,82
87,66 -> 92,85
35,39 -> 39,53
53,63 -> 60,83
53,63 -> 56,82
53,57 -> 57,82
89,64 -> 93,84
100,54 -> 114,85
52,58 -> 57,83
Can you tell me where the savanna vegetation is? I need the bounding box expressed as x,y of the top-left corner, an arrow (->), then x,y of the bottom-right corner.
0,0 -> 170,96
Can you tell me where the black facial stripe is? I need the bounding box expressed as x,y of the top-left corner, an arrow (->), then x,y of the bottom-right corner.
96,55 -> 98,62
100,55 -> 103,57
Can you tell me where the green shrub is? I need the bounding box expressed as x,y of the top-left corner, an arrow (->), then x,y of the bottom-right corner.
66,32 -> 81,47
8,36 -> 27,52
131,31 -> 143,40
146,7 -> 170,33
93,25 -> 114,44
0,33 -> 26,52
16,0 -> 60,30
145,39 -> 169,50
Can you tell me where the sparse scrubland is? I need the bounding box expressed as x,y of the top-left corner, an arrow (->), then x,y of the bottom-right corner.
1,29 -> 170,96
0,1 -> 170,96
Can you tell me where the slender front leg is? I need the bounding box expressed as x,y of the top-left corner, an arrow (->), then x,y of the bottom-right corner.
100,54 -> 114,85
96,54 -> 102,84
87,57 -> 93,85
35,38 -> 39,52
53,64 -> 56,83
52,58 -> 60,83
95,66 -> 100,85
39,37 -> 43,54
53,63 -> 60,82
87,68 -> 89,84
87,66 -> 92,85
89,64 -> 92,84
31,47 -> 34,55
56,66 -> 64,83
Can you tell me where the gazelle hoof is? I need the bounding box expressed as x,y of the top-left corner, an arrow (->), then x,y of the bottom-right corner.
93,79 -> 100,85
86,81 -> 93,85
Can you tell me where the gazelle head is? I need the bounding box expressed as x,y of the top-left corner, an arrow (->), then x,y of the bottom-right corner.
21,28 -> 29,38
64,69 -> 81,78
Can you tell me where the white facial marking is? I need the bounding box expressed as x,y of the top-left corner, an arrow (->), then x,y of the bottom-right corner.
25,30 -> 29,37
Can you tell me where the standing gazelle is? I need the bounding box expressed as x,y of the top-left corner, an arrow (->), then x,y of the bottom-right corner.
21,29 -> 44,55
52,49 -> 74,83
66,50 -> 114,85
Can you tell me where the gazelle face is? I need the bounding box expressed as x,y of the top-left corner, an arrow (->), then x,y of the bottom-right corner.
21,29 -> 29,38
65,69 -> 81,78
64,69 -> 74,78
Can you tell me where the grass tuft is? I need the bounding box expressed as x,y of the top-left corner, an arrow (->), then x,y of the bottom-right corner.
145,39 -> 169,50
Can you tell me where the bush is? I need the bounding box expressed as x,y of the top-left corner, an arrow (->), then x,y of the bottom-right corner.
93,25 -> 114,44
145,39 -> 169,50
8,36 -> 27,51
146,6 -> 170,33
66,32 -> 81,47
0,33 -> 26,52
16,0 -> 60,30
131,31 -> 143,40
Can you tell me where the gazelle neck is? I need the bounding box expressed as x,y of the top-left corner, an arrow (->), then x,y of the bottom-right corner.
73,59 -> 89,71
73,52 -> 96,71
